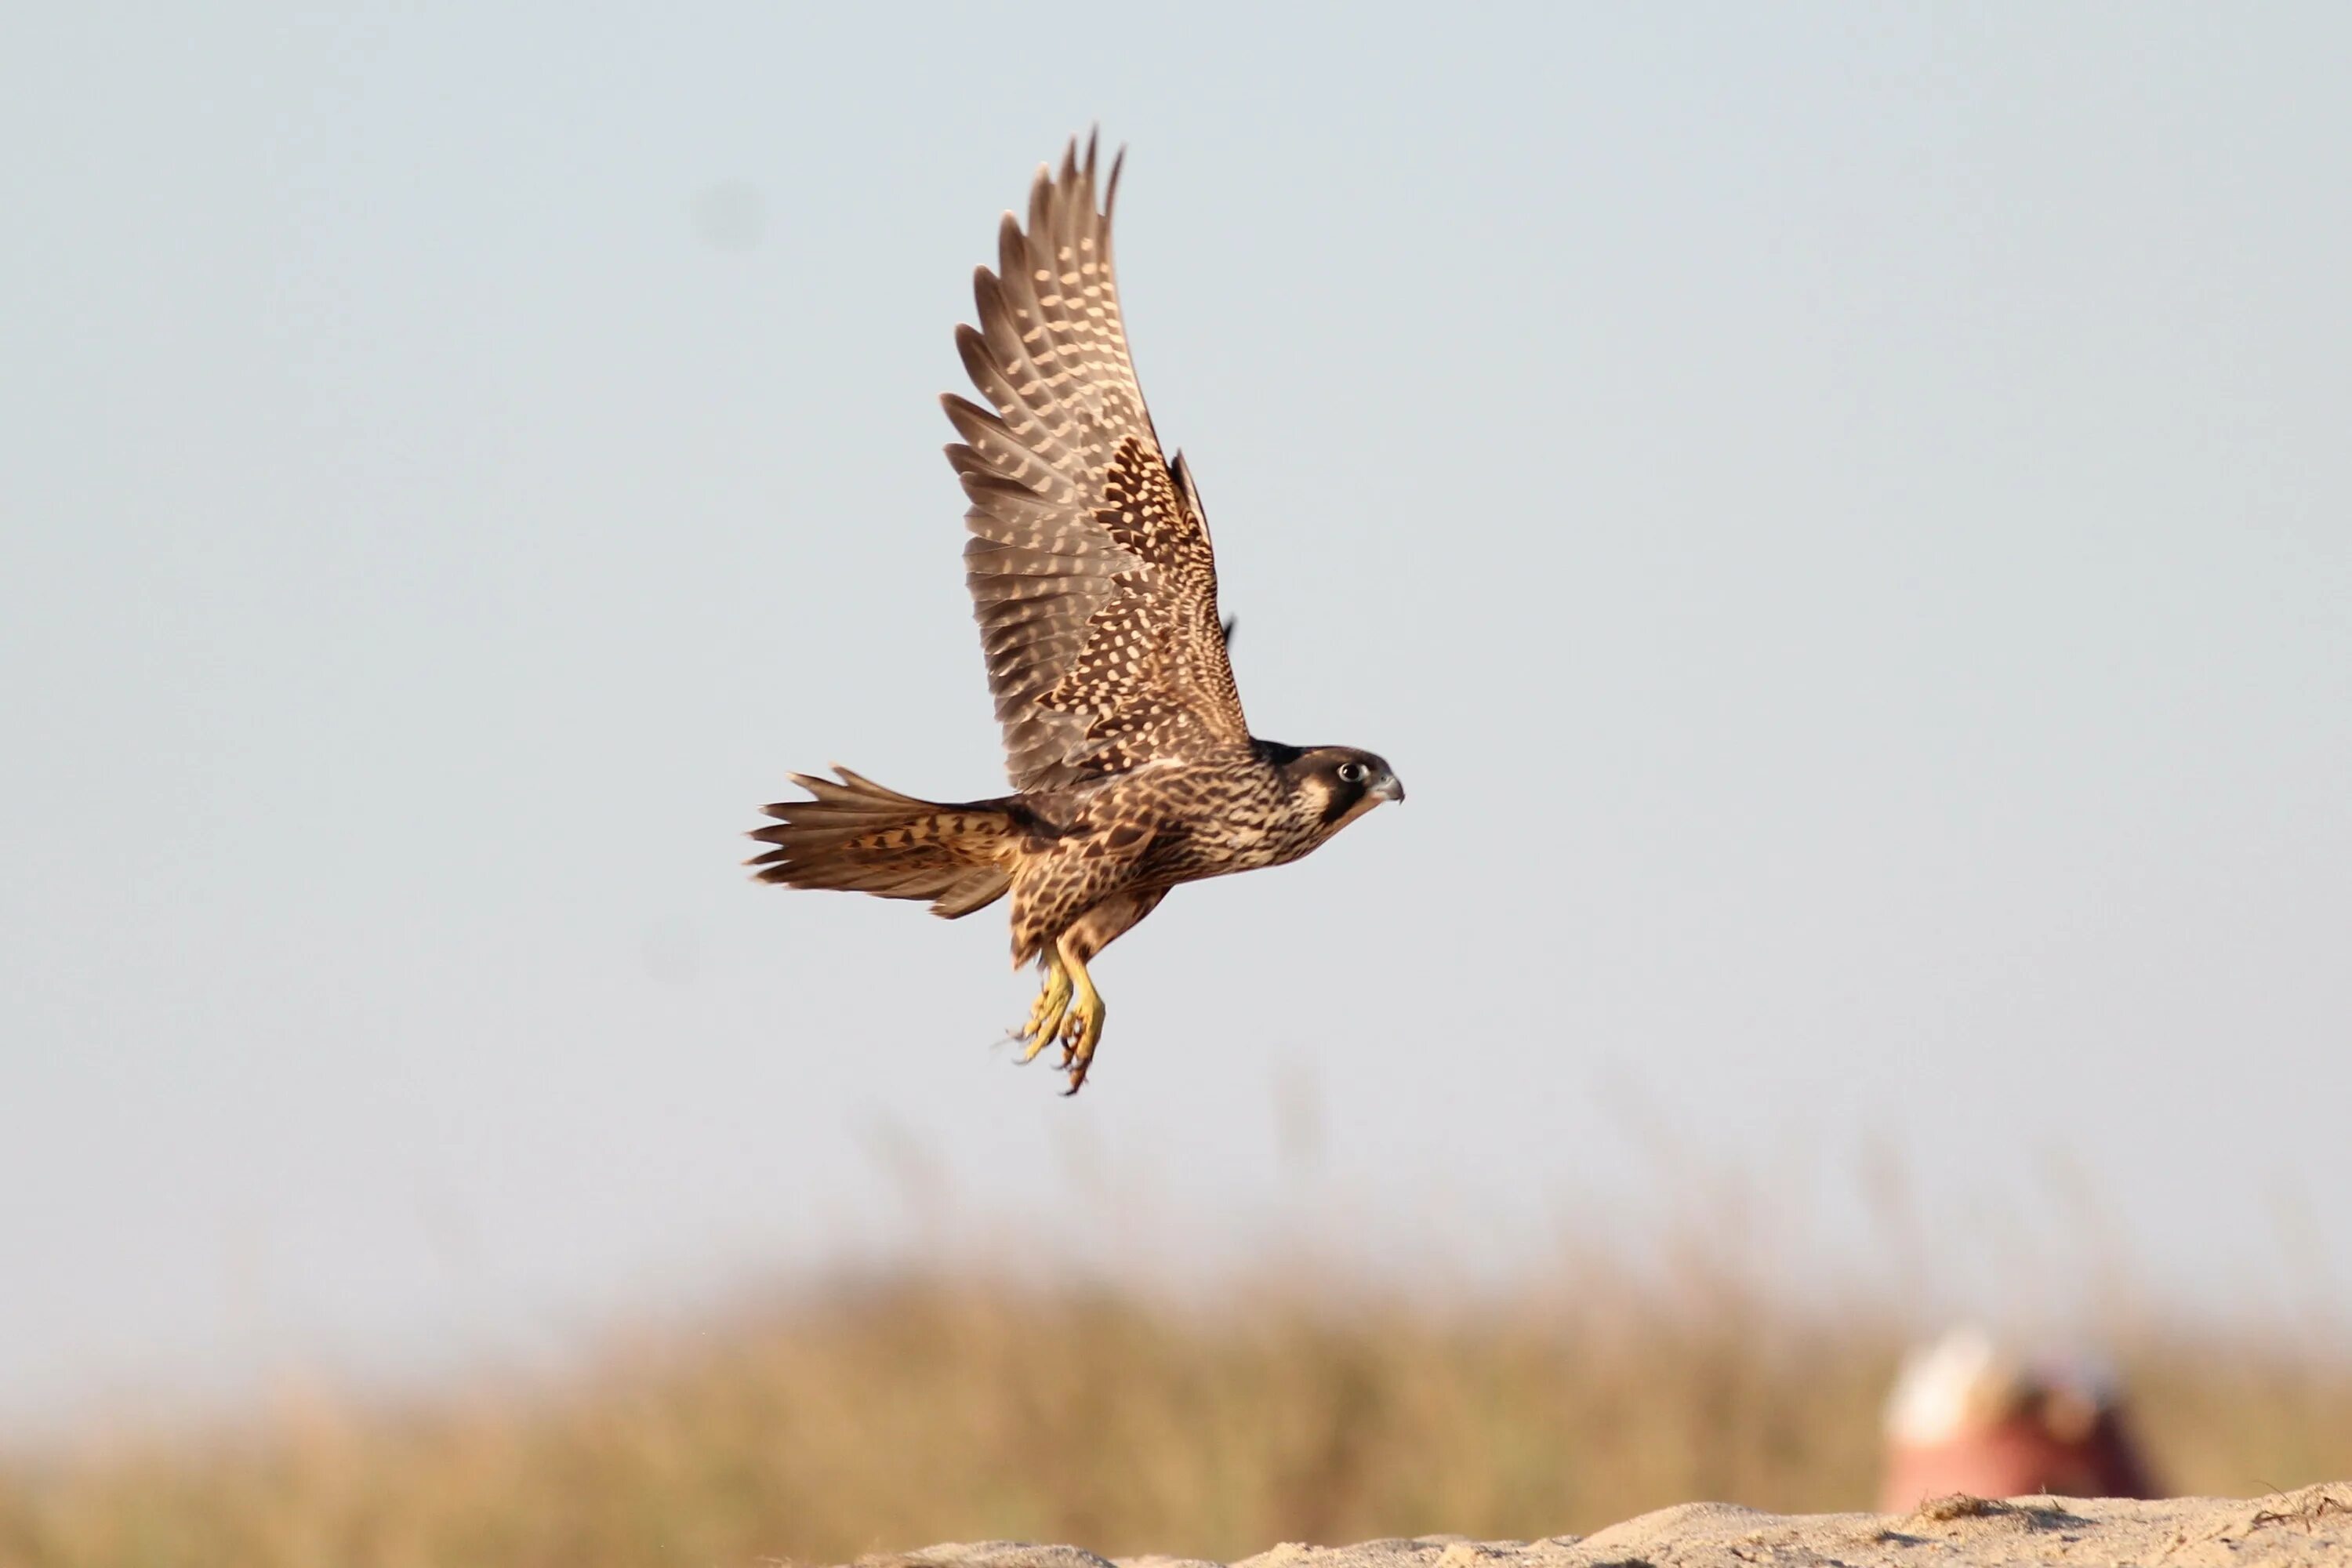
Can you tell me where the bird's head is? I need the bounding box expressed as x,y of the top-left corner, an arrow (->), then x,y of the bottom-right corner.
1266,742 -> 1405,831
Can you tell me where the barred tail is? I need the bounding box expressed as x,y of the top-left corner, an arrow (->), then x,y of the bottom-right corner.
746,766 -> 1015,919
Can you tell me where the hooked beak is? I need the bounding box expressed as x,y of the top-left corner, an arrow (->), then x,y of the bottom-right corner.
1372,771 -> 1405,804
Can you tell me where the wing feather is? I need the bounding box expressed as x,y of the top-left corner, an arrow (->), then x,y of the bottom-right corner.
946,132 -> 1249,793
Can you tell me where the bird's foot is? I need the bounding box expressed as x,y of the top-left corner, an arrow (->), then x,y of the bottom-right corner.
1013,964 -> 1074,1066
1058,989 -> 1106,1095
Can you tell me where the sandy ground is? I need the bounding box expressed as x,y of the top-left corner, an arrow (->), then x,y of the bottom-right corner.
855,1486 -> 2352,1568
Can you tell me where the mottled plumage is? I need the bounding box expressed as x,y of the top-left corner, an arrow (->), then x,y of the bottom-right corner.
750,135 -> 1400,1093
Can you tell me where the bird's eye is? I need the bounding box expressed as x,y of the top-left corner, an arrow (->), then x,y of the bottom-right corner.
1337,761 -> 1369,785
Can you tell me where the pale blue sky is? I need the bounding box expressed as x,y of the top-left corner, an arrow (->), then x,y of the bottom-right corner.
4,5 -> 2349,1428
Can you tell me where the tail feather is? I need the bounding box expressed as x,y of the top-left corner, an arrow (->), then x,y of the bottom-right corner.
748,765 -> 1016,919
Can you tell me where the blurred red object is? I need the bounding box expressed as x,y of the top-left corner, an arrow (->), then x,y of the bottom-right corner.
1879,1327 -> 2160,1509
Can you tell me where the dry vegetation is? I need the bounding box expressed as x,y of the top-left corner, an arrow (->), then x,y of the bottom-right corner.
1,1264 -> 2347,1568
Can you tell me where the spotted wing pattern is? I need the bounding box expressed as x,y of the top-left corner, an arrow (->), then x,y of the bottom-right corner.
943,135 -> 1250,794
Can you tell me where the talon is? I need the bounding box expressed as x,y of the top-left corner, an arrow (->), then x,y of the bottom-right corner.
1060,1013 -> 1103,1094
1014,957 -> 1073,1065
1015,1018 -> 1064,1065
1054,944 -> 1106,1095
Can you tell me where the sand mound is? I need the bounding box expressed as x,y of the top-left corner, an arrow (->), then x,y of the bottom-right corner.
858,1485 -> 2351,1568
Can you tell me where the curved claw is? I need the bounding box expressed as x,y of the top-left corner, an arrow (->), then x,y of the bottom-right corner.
1057,984 -> 1106,1095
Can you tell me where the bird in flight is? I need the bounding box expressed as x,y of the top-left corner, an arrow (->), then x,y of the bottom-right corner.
749,134 -> 1401,1094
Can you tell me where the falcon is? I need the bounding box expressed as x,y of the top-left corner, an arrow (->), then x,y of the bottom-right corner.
749,134 -> 1401,1094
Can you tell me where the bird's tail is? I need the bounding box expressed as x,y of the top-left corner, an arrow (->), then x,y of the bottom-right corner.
747,767 -> 1017,919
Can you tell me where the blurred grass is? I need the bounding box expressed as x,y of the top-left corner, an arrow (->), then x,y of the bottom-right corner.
2,1267 -> 2347,1568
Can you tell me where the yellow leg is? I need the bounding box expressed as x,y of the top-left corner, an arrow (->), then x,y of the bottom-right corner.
1055,935 -> 1107,1095
1014,954 -> 1073,1065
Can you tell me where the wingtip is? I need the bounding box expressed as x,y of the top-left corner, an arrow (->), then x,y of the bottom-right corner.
1047,129 -> 1121,222
1074,128 -> 1123,221
997,210 -> 1029,275
1026,165 -> 1054,234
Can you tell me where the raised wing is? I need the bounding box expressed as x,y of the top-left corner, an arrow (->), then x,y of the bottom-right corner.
943,136 -> 1250,794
